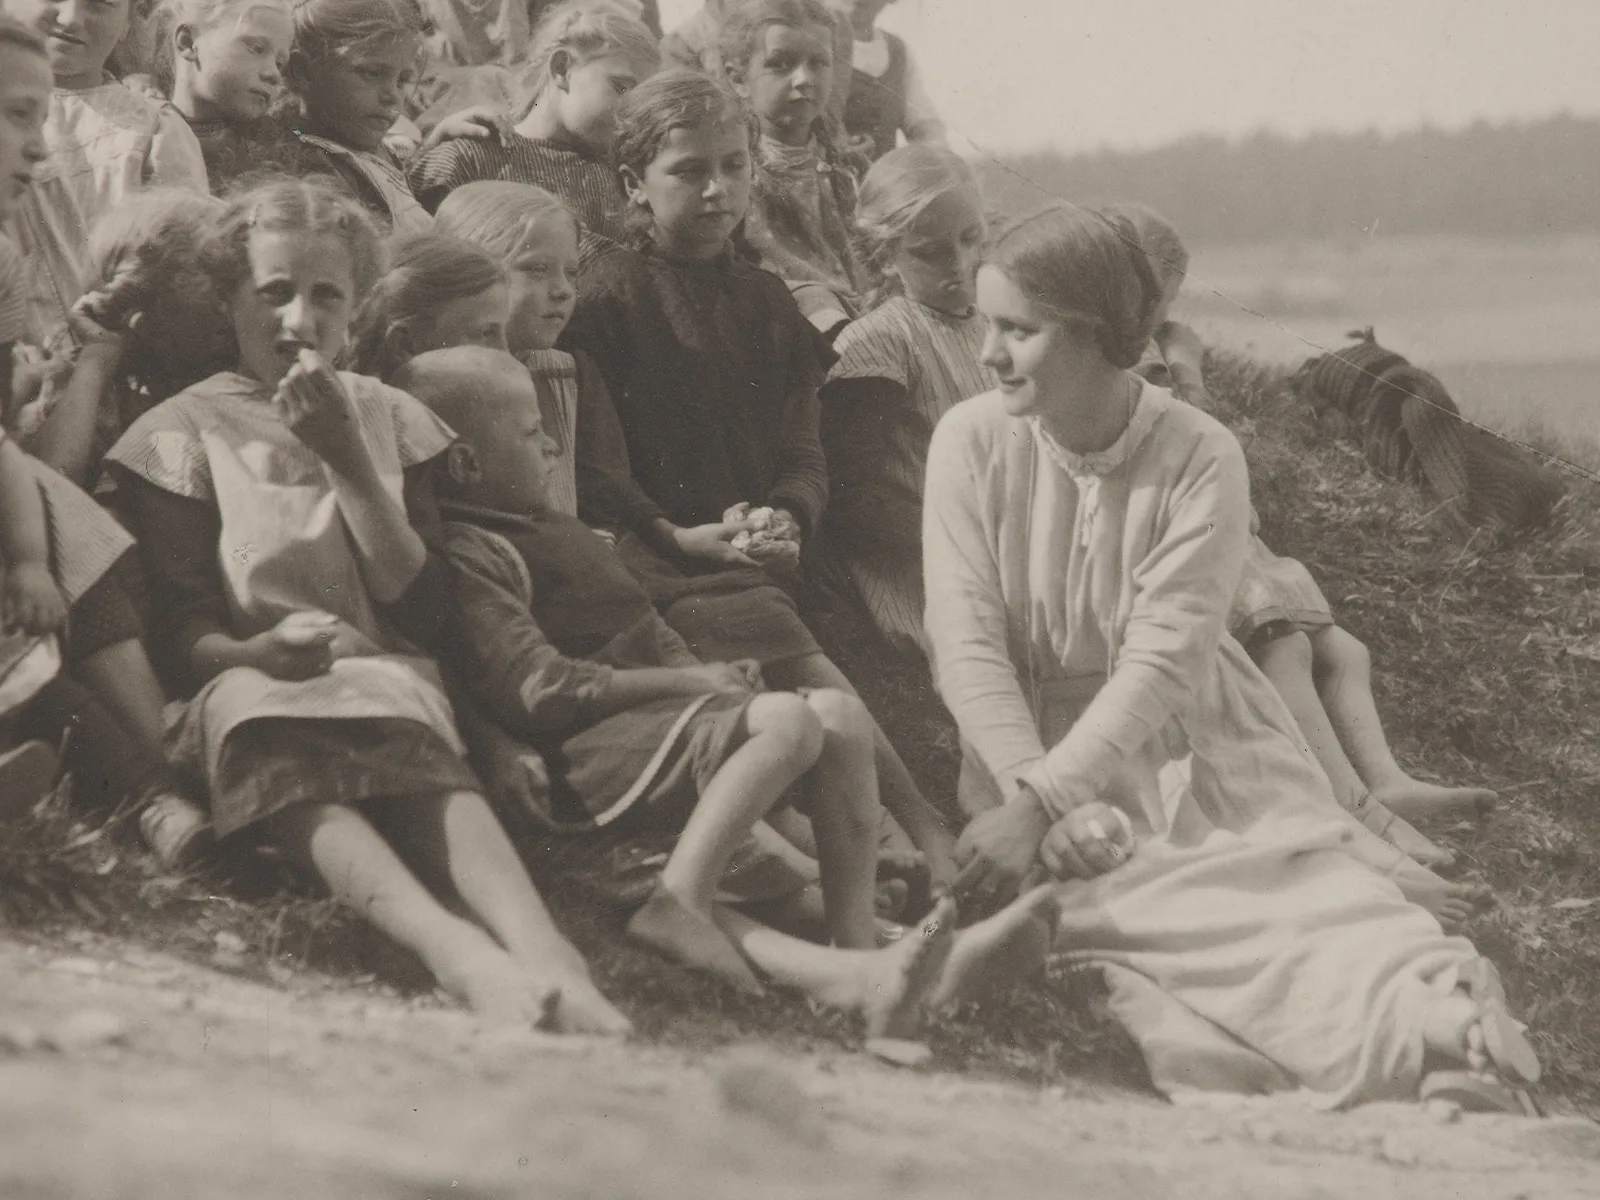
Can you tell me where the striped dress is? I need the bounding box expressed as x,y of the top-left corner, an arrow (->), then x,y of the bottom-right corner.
820,296 -> 989,653
408,132 -> 626,265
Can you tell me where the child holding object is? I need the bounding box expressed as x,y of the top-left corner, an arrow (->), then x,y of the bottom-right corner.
400,345 -> 889,991
104,179 -> 628,1033
562,67 -> 957,895
1118,202 -> 1495,866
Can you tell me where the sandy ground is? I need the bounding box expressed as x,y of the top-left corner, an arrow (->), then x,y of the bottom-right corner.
2,933 -> 1597,1199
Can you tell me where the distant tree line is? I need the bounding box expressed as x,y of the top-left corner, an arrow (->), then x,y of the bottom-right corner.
980,113 -> 1600,240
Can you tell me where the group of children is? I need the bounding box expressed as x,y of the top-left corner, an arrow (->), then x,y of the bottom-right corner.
0,0 -> 1497,1048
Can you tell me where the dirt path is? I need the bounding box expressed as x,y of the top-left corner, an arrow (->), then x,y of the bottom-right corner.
2,932 -> 1596,1200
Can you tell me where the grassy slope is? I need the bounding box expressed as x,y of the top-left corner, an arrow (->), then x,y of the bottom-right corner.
2,346 -> 1597,1113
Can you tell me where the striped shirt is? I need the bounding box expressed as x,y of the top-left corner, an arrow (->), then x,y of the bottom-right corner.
0,235 -> 27,346
823,296 -> 990,652
408,132 -> 626,264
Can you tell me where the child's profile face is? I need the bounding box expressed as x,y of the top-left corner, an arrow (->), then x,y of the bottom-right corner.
735,21 -> 833,147
408,282 -> 510,358
0,44 -> 51,223
178,4 -> 293,123
467,369 -> 558,515
554,51 -> 644,158
227,228 -> 357,387
291,33 -> 420,152
624,119 -> 752,262
504,213 -> 578,354
889,185 -> 985,317
8,0 -> 133,89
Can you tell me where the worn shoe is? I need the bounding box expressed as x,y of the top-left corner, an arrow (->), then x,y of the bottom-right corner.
138,792 -> 214,871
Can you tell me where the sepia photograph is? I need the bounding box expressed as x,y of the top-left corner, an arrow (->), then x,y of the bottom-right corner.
0,0 -> 1597,1194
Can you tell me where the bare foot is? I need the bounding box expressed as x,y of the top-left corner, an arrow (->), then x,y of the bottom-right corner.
1368,802 -> 1457,870
543,973 -> 634,1037
1373,779 -> 1497,825
438,945 -> 562,1029
931,884 -> 1059,1010
628,888 -> 765,994
1391,862 -> 1493,933
810,896 -> 957,1039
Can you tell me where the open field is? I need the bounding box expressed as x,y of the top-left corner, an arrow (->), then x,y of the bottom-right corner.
1181,235 -> 1600,471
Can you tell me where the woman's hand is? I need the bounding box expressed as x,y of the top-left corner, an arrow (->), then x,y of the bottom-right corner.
950,786 -> 1054,914
1038,802 -> 1137,880
671,519 -> 758,566
2,562 -> 67,635
420,105 -> 510,153
277,351 -> 369,477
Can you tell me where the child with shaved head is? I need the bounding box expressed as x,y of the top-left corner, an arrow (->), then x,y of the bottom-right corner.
399,346 -> 968,1014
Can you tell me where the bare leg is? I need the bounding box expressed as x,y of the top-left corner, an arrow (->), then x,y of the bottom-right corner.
796,689 -> 884,950
930,884 -> 1060,1009
766,651 -> 958,887
381,790 -> 631,1036
1332,810 -> 1492,932
711,896 -> 958,1038
71,638 -> 171,756
629,694 -> 821,992
1311,627 -> 1496,823
263,801 -> 554,1025
1253,631 -> 1454,868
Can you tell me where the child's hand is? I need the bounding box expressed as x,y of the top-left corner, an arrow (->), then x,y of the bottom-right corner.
672,519 -> 759,566
65,298 -> 129,358
420,105 -> 510,153
676,663 -> 757,696
243,610 -> 366,679
382,115 -> 424,161
477,724 -> 552,822
2,562 -> 67,635
277,350 -> 367,476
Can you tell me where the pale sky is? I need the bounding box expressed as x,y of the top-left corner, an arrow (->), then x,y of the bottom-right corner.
658,1 -> 1600,156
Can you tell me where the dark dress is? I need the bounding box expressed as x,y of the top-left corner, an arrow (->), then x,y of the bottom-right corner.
561,244 -> 835,666
438,503 -> 805,908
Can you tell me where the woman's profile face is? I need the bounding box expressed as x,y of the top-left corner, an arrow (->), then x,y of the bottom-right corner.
976,264 -> 1099,417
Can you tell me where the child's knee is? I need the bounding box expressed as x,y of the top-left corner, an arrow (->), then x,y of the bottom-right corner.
1255,629 -> 1314,679
1314,625 -> 1369,677
802,687 -> 870,741
749,691 -> 825,763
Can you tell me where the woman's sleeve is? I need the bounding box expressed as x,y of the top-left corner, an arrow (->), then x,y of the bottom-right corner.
439,524 -> 613,741
115,472 -> 230,685
819,375 -> 923,553
1019,429 -> 1252,817
571,349 -> 665,534
921,410 -> 1049,784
